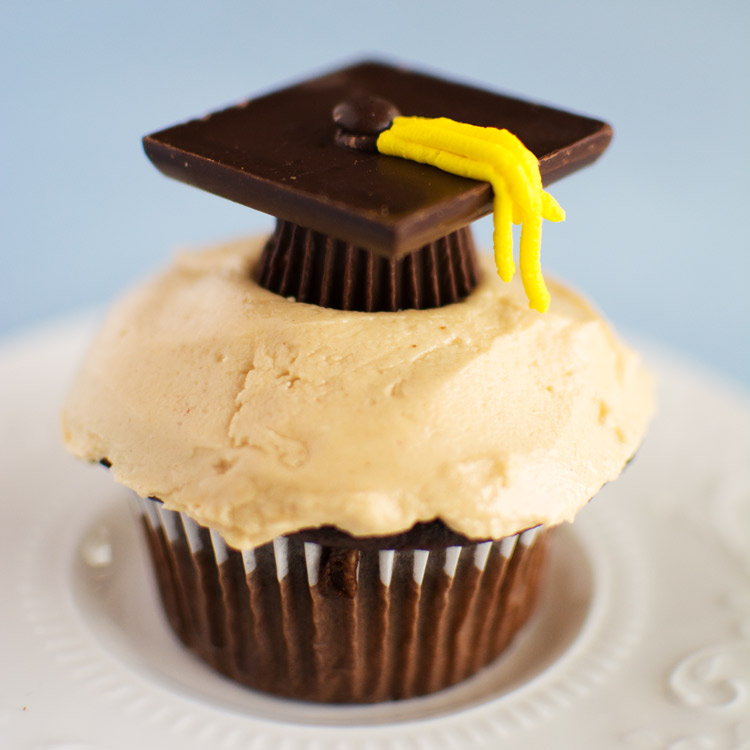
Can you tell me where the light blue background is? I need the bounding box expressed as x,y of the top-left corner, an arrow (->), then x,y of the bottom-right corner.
1,0 -> 748,386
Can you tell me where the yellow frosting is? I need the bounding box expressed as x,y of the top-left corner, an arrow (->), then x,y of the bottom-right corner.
62,237 -> 653,549
377,117 -> 565,312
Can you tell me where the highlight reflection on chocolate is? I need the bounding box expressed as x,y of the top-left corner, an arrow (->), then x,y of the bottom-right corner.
136,497 -> 549,703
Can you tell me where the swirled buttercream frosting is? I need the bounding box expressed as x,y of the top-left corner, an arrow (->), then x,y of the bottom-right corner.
62,237 -> 653,549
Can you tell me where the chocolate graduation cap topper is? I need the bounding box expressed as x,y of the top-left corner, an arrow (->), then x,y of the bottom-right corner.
143,60 -> 611,312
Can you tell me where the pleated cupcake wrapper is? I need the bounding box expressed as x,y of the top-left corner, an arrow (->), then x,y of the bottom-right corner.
133,496 -> 549,703
256,219 -> 480,312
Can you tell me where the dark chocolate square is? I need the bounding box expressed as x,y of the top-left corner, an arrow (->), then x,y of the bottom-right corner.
143,60 -> 611,258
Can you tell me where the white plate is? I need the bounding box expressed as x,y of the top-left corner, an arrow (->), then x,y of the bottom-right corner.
1,316 -> 748,750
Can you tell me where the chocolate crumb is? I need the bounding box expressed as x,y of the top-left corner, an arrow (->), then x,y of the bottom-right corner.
319,548 -> 360,598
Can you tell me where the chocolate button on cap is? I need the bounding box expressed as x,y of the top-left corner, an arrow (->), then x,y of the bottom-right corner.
333,95 -> 402,152
333,95 -> 401,135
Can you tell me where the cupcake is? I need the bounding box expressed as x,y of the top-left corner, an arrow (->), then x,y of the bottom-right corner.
61,61 -> 653,703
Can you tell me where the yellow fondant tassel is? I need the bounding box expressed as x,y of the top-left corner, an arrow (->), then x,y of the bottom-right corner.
377,116 -> 564,313
493,178 -> 515,282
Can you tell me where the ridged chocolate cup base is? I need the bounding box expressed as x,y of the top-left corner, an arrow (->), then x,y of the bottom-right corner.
135,497 -> 550,703
256,220 -> 480,312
